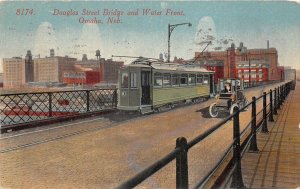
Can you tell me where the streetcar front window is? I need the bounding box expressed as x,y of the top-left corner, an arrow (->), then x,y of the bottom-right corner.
121,72 -> 129,88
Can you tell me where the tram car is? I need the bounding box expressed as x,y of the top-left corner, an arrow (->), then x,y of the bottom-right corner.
117,58 -> 214,114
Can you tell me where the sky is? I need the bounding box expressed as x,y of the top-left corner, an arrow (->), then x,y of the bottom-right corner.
0,1 -> 299,72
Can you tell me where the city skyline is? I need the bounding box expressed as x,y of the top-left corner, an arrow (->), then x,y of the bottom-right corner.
0,1 -> 299,72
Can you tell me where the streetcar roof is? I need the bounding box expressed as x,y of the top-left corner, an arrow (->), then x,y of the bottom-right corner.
125,59 -> 214,73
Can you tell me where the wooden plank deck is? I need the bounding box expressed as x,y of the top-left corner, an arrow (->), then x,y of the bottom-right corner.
241,82 -> 300,188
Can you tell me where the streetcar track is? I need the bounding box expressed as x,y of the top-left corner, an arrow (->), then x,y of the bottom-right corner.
0,117 -> 106,140
0,121 -> 115,153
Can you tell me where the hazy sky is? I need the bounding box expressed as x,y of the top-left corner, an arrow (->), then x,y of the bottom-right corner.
0,1 -> 299,72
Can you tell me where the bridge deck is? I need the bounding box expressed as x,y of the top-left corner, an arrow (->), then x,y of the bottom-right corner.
241,83 -> 300,188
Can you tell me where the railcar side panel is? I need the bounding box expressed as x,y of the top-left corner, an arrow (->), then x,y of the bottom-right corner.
153,85 -> 209,106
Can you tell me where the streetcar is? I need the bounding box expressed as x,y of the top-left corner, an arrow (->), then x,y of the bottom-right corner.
117,58 -> 214,114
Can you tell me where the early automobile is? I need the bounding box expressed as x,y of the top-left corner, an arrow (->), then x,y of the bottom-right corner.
209,78 -> 248,118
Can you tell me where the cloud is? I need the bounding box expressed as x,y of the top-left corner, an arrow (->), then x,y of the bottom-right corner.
33,22 -> 58,57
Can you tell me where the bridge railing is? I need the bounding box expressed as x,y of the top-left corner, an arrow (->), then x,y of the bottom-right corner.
0,89 -> 117,132
117,81 -> 293,189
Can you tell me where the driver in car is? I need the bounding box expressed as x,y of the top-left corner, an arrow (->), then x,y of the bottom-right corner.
224,83 -> 232,109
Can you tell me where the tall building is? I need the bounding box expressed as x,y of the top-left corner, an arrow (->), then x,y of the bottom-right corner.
34,50 -> 76,83
3,57 -> 26,88
25,50 -> 34,82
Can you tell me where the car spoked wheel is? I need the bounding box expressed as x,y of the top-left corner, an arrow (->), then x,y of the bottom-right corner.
209,103 -> 219,118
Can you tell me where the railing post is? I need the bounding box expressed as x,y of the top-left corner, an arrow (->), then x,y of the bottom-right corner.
283,84 -> 286,100
48,92 -> 52,117
230,106 -> 245,188
274,87 -> 278,115
261,92 -> 269,133
86,90 -> 90,112
176,137 -> 189,189
278,86 -> 281,108
280,85 -> 283,106
269,89 -> 274,122
249,96 -> 259,152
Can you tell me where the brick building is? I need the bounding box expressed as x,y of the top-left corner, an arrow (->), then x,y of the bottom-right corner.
195,42 -> 282,83
34,55 -> 76,83
2,57 -> 26,88
236,60 -> 269,86
63,71 -> 100,86
75,54 -> 124,84
195,43 -> 236,78
235,46 -> 280,81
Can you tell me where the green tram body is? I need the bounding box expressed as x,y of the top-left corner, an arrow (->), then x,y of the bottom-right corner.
118,60 -> 214,113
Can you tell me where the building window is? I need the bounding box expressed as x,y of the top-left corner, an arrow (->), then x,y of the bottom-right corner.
121,73 -> 128,88
172,74 -> 179,86
188,74 -> 196,85
163,73 -> 171,87
130,72 -> 137,88
154,72 -> 163,87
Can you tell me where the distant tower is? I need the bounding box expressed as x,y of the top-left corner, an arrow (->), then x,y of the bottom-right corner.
50,49 -> 55,57
82,54 -> 88,61
159,53 -> 164,61
231,43 -> 236,49
267,40 -> 269,49
25,50 -> 34,82
95,50 -> 101,60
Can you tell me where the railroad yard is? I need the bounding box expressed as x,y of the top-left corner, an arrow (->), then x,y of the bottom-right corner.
0,82 -> 288,188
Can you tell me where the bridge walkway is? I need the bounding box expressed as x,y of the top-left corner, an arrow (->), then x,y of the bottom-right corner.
241,83 -> 300,188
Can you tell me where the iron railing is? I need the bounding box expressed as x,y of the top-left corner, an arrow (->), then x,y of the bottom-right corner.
117,81 -> 294,189
0,89 -> 117,132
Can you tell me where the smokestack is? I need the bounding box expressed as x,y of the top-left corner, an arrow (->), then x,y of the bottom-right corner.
50,49 -> 55,57
267,40 -> 269,49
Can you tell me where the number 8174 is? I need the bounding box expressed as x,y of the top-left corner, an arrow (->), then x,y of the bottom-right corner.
16,9 -> 35,15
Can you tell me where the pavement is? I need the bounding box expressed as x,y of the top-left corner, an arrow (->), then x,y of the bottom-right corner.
0,82 -> 287,189
240,82 -> 300,188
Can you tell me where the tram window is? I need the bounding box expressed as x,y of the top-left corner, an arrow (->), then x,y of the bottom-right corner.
180,74 -> 188,86
172,74 -> 179,86
197,74 -> 203,84
188,74 -> 196,85
121,73 -> 129,88
154,72 -> 163,87
163,73 -> 171,87
203,75 -> 209,85
130,72 -> 137,88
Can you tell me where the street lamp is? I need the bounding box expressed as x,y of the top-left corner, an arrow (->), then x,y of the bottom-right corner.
168,22 -> 192,62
